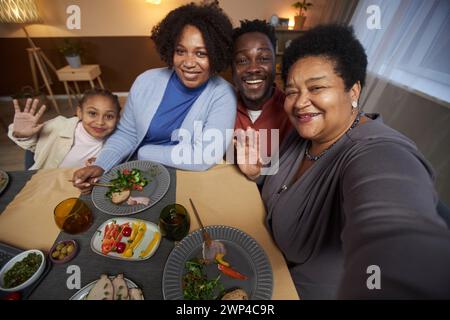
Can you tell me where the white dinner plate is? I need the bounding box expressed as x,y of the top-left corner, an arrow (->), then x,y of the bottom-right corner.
91,218 -> 161,261
69,276 -> 140,300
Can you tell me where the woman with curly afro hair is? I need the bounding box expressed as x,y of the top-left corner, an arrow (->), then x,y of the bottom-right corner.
238,24 -> 450,299
73,3 -> 237,191
151,2 -> 233,77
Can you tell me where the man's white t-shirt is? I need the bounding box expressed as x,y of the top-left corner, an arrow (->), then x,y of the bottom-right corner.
247,109 -> 263,123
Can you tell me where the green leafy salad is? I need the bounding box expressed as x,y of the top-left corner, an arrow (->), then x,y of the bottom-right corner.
4,253 -> 42,289
106,168 -> 149,198
182,258 -> 224,300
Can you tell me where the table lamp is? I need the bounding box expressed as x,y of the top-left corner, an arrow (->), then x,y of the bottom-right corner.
0,0 -> 60,113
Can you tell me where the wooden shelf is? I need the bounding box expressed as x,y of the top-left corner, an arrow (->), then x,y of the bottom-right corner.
275,28 -> 306,57
56,65 -> 101,82
274,28 -> 305,33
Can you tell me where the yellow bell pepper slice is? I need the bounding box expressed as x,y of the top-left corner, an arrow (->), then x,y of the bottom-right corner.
129,222 -> 147,251
122,222 -> 146,258
139,231 -> 161,258
128,222 -> 139,243
215,252 -> 230,267
122,222 -> 138,257
123,248 -> 133,258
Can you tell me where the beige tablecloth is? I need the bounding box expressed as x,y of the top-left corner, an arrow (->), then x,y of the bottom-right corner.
0,168 -> 79,251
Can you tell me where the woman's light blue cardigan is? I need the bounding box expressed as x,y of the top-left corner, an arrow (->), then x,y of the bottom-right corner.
95,68 -> 237,172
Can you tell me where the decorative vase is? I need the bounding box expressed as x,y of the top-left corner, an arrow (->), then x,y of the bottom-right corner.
294,16 -> 307,30
65,55 -> 82,68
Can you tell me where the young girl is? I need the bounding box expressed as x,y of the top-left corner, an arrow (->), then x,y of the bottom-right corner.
8,88 -> 121,170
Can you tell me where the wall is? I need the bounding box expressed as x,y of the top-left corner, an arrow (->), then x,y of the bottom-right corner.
0,0 -> 186,38
0,0 -> 328,95
0,36 -> 164,95
363,74 -> 450,206
0,0 -> 326,38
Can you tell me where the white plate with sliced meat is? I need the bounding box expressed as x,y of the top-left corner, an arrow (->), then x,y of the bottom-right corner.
69,274 -> 144,300
91,218 -> 161,261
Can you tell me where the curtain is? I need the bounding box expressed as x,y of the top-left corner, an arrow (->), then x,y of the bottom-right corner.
350,0 -> 450,205
316,0 -> 359,25
351,0 -> 450,106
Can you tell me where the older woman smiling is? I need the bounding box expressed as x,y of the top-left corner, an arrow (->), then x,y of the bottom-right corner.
238,24 -> 450,299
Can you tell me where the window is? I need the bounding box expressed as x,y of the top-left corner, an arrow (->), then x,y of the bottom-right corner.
351,0 -> 450,103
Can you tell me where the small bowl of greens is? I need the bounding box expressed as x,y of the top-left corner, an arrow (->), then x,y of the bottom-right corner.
0,249 -> 46,292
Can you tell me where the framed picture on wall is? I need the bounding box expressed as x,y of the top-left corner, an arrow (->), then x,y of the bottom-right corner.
278,17 -> 289,29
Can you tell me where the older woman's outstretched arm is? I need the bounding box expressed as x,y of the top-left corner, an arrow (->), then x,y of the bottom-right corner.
338,142 -> 450,299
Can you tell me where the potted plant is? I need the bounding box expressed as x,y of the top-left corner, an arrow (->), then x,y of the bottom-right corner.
59,38 -> 83,68
292,0 -> 313,30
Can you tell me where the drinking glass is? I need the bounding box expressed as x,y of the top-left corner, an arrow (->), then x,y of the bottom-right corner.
54,198 -> 93,234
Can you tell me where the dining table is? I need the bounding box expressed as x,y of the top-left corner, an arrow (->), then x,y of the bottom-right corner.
0,163 -> 299,300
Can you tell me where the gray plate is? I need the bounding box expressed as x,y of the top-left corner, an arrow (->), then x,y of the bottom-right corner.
91,160 -> 170,215
69,276 -> 140,300
162,225 -> 273,300
0,170 -> 9,195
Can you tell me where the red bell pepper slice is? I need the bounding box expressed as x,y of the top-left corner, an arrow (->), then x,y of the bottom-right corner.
217,264 -> 248,280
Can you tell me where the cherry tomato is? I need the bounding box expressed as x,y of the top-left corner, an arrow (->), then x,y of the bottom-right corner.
122,226 -> 132,237
217,264 -> 248,280
116,242 -> 126,254
123,169 -> 130,175
3,292 -> 21,300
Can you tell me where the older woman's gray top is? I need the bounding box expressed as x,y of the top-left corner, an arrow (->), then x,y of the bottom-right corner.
262,114 -> 450,299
